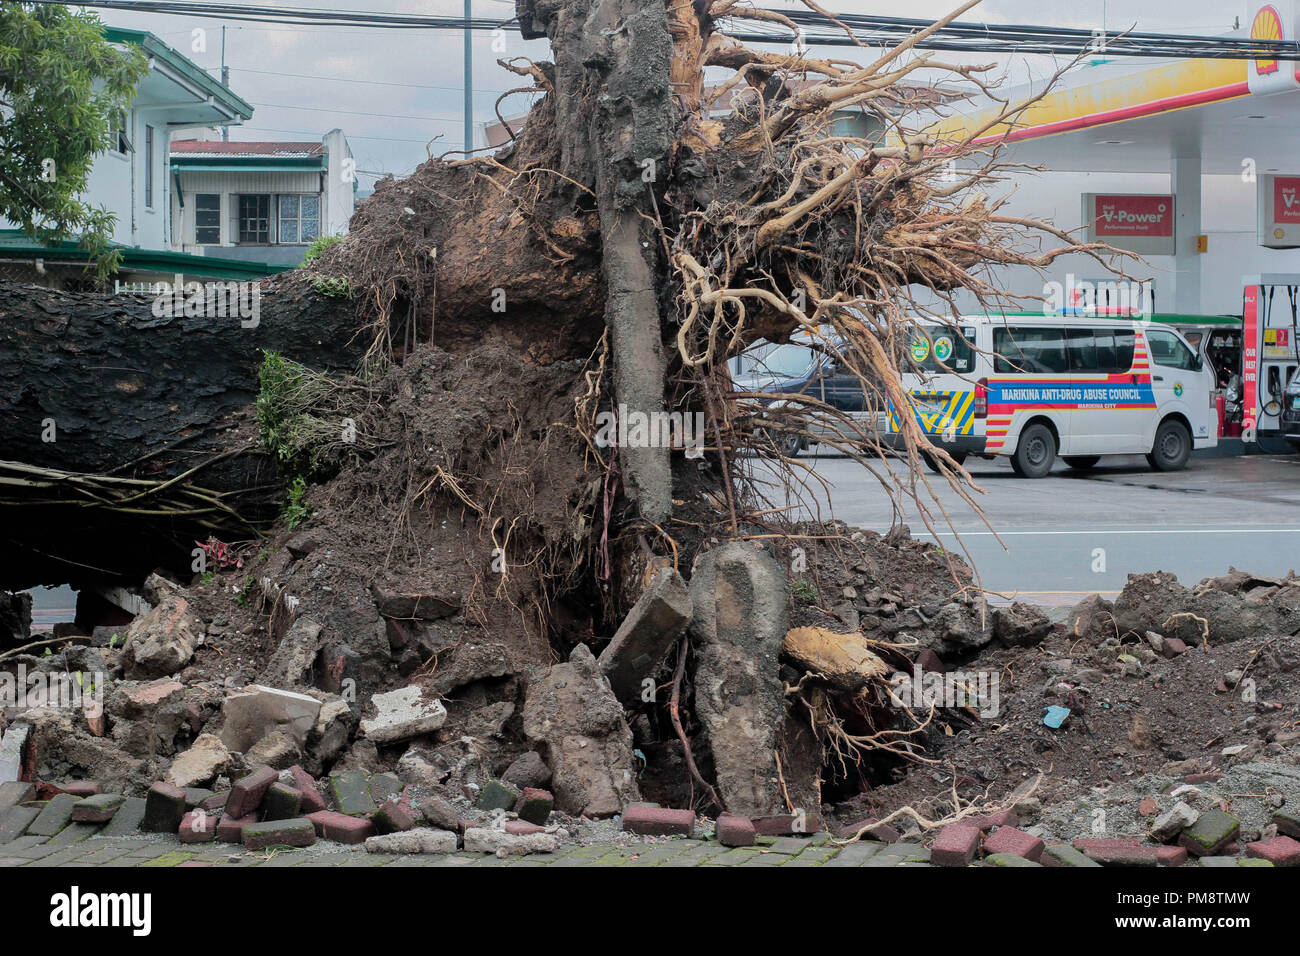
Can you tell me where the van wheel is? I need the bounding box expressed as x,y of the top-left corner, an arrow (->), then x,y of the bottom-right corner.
1146,419 -> 1191,471
922,450 -> 968,473
1011,423 -> 1056,478
765,428 -> 802,458
1062,456 -> 1100,470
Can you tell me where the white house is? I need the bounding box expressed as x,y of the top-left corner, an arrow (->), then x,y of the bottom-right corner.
0,27 -> 281,289
169,130 -> 356,267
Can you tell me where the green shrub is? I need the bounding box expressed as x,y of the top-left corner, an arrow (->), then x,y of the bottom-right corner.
303,233 -> 344,265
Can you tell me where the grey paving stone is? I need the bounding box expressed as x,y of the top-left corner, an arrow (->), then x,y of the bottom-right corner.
99,797 -> 147,836
0,782 -> 35,814
27,794 -> 79,837
0,835 -> 46,853
823,841 -> 882,866
0,806 -> 40,843
47,822 -> 100,847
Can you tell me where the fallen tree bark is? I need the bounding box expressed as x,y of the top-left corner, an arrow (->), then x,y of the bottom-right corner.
0,279 -> 361,475
0,277 -> 363,588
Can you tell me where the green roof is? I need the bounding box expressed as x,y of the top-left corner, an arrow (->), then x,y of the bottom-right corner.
0,230 -> 290,280
103,26 -> 253,121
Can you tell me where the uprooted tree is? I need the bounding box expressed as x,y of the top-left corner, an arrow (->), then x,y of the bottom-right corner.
0,1 -> 1130,818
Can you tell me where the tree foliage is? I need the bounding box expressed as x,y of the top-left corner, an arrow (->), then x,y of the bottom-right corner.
0,4 -> 147,274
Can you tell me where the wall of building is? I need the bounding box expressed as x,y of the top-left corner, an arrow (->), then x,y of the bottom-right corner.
4,106 -> 171,251
171,169 -> 323,259
943,169 -> 1300,317
322,128 -> 355,237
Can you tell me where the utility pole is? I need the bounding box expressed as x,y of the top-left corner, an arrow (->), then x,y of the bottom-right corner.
463,0 -> 473,154
221,25 -> 230,142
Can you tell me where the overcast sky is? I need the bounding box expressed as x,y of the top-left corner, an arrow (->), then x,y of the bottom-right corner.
88,0 -> 1249,185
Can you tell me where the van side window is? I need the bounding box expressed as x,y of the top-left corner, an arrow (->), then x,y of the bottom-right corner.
1146,329 -> 1198,370
1065,328 -> 1098,371
993,327 -> 1069,373
1093,328 -> 1135,373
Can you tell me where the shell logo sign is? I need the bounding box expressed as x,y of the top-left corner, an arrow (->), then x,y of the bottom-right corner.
1252,4 -> 1283,76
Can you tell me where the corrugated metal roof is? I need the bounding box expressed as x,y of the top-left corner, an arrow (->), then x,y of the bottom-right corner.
171,140 -> 326,159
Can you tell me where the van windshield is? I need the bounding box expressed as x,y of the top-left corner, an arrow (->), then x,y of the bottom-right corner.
909,326 -> 975,374
752,343 -> 818,379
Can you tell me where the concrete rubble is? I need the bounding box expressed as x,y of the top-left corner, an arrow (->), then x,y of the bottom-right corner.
688,541 -> 790,816
359,685 -> 447,744
1,523 -> 1296,869
521,643 -> 639,818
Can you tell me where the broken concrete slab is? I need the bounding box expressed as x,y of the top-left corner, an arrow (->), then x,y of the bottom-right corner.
463,826 -> 557,855
246,729 -> 301,770
257,616 -> 323,688
219,685 -> 322,754
303,698 -> 354,776
123,592 -> 202,678
1150,801 -> 1199,842
0,722 -> 30,783
521,643 -> 639,818
359,685 -> 447,744
365,827 -> 457,854
166,733 -> 232,789
418,795 -> 461,832
597,566 -> 691,705
688,541 -> 790,816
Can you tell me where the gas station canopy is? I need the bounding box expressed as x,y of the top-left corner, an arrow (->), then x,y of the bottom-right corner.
930,1 -> 1300,175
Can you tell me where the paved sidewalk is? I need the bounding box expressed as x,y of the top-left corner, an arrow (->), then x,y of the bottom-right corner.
0,830 -> 934,867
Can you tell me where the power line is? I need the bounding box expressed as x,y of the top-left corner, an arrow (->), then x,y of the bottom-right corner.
250,101 -> 464,123
29,0 -> 1300,58
238,125 -> 451,145
228,64 -> 514,97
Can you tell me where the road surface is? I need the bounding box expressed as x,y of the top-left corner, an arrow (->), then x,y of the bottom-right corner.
740,451 -> 1300,605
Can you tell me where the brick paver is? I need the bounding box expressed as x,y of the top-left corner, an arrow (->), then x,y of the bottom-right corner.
0,823 -> 1280,868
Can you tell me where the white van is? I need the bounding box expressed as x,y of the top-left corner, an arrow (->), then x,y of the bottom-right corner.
885,315 -> 1218,477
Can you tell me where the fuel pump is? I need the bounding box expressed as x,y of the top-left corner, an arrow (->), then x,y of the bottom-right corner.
1241,274 -> 1300,446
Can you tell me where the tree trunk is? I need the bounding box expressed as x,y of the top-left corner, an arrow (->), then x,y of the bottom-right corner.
0,277 -> 363,588
0,279 -> 361,475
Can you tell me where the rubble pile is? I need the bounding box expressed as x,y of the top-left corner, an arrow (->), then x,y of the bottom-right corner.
3,520 -> 1297,864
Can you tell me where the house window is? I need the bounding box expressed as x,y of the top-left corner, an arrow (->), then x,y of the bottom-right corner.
238,194 -> 271,244
195,194 -> 221,244
144,126 -> 154,208
113,111 -> 131,154
278,194 -> 320,244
